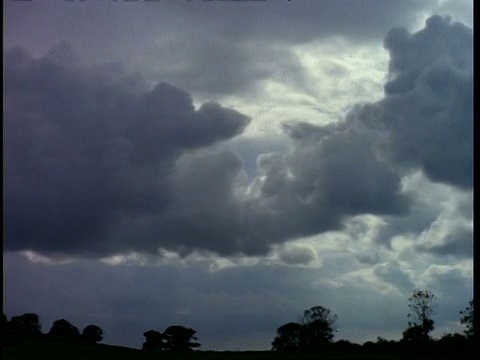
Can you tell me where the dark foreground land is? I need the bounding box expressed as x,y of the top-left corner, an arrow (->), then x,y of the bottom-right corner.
3,331 -> 474,360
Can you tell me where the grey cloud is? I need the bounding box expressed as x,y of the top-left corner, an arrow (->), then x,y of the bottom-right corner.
243,119 -> 410,244
243,15 -> 472,255
192,116 -> 411,255
417,227 -> 473,258
5,0 -> 434,51
370,169 -> 473,252
148,150 -> 246,256
5,15 -> 472,259
163,0 -> 434,45
279,245 -> 317,266
142,0 -> 429,97
355,251 -> 381,265
212,135 -> 290,178
379,16 -> 473,189
361,16 -> 473,251
4,0 -> 434,98
4,45 -> 249,256
372,261 -> 414,292
147,37 -> 309,98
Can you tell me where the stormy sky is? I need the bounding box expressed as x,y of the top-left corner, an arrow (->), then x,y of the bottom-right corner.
4,0 -> 473,350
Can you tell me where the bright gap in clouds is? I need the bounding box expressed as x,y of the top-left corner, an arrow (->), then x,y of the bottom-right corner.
206,38 -> 390,138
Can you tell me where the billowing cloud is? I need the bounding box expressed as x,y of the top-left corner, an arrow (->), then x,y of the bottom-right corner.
5,15 -> 473,260
4,44 -> 249,256
377,15 -> 473,188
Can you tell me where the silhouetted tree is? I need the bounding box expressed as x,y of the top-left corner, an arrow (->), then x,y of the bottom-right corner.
298,305 -> 337,350
402,324 -> 427,342
272,306 -> 337,352
48,319 -> 80,340
9,313 -> 42,334
82,324 -> 103,343
405,289 -> 437,342
460,299 -> 473,339
333,339 -> 360,351
373,336 -> 399,354
142,330 -> 164,351
271,322 -> 303,351
163,325 -> 200,351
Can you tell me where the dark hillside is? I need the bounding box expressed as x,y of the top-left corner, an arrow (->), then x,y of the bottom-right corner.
3,329 -> 474,360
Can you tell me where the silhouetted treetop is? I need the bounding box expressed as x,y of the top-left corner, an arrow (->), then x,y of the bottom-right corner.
299,306 -> 338,327
82,324 -> 103,343
460,299 -> 473,339
404,289 -> 437,342
142,330 -> 164,351
48,319 -> 80,340
163,325 -> 200,352
271,322 -> 303,351
9,313 -> 42,334
299,305 -> 337,348
272,305 -> 337,352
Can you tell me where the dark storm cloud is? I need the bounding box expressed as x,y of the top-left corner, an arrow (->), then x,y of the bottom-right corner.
331,15 -> 473,189
4,0 -> 434,98
4,44 -> 410,258
346,15 -> 473,254
4,0 -> 432,49
150,41 -> 307,97
5,15 -> 472,258
238,119 -> 411,250
144,150 -> 246,255
137,116 -> 411,257
4,44 -> 249,256
162,0 -> 433,44
143,0 -> 435,96
378,15 -> 473,188
163,14 -> 473,256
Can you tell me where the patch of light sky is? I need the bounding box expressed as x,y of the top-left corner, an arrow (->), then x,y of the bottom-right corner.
212,39 -> 390,138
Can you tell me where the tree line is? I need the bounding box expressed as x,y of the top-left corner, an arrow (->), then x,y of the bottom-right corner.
4,290 -> 474,355
3,312 -> 201,352
4,313 -> 104,344
271,290 -> 473,357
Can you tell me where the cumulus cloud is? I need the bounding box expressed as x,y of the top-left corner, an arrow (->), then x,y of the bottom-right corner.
379,15 -> 473,188
4,15 -> 473,259
237,15 -> 472,255
4,44 -> 249,256
241,119 -> 410,246
279,244 -> 317,266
